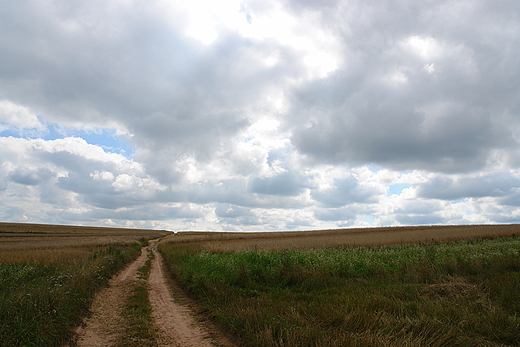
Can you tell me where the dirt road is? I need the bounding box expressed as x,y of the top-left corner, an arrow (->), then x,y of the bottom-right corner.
70,239 -> 235,347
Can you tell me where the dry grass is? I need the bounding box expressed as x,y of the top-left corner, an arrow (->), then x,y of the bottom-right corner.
0,247 -> 96,264
161,224 -> 520,251
0,222 -> 169,234
420,276 -> 479,298
0,222 -> 170,252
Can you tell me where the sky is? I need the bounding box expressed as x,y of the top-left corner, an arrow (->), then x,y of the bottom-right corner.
1,0 -> 520,231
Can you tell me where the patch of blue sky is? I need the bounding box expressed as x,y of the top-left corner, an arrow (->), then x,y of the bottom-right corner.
0,123 -> 135,157
234,136 -> 253,143
388,183 -> 412,196
0,128 -> 20,138
0,125 -> 42,138
367,164 -> 383,173
51,125 -> 135,156
362,215 -> 375,225
450,198 -> 467,204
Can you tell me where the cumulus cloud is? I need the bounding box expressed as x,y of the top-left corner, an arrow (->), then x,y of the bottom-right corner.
1,0 -> 520,230
8,167 -> 55,186
249,171 -> 308,196
312,175 -> 383,207
395,213 -> 446,226
285,0 -> 520,173
417,172 -> 520,200
313,207 -> 358,222
0,100 -> 45,134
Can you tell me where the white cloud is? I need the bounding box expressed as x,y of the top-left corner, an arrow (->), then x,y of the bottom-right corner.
402,36 -> 441,60
0,100 -> 45,133
1,0 -> 520,229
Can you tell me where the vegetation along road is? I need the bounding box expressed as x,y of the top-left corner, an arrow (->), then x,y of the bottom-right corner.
2,223 -> 520,346
70,238 -> 235,347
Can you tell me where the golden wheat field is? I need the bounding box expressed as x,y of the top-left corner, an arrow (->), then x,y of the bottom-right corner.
0,222 -> 170,263
3,222 -> 520,255
161,224 -> 520,251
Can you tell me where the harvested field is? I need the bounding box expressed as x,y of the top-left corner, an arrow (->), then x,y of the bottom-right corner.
160,224 -> 520,251
0,222 -> 170,252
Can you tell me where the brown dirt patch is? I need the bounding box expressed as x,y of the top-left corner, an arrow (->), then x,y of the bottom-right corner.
67,239 -> 236,347
69,247 -> 150,346
148,240 -> 236,347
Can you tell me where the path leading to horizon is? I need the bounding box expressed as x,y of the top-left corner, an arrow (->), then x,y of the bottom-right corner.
69,239 -> 235,347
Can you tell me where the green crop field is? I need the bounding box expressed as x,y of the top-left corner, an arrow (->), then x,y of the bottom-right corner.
160,229 -> 520,346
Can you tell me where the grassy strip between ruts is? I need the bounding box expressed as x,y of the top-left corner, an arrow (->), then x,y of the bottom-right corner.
160,236 -> 520,347
119,249 -> 158,347
0,243 -> 142,347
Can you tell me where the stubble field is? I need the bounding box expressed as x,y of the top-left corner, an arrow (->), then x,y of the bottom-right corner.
161,224 -> 520,251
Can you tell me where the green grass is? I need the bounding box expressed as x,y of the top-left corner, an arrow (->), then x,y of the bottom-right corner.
138,237 -> 150,247
160,237 -> 520,346
120,250 -> 157,347
136,250 -> 155,281
0,243 -> 141,347
121,282 -> 157,347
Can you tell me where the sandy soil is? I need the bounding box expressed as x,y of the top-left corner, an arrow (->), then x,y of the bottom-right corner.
70,246 -> 149,346
68,239 -> 236,347
148,241 -> 235,347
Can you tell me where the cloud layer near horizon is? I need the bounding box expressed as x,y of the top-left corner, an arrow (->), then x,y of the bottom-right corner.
1,0 -> 520,230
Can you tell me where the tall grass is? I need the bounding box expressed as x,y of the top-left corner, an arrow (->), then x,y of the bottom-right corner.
161,237 -> 520,346
0,243 -> 141,347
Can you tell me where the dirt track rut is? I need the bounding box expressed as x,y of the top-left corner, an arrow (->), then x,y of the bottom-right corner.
70,239 -> 235,347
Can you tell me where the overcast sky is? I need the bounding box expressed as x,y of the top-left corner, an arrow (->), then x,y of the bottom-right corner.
1,0 -> 520,231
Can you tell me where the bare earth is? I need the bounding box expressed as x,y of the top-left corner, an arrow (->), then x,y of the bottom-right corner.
69,239 -> 236,347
